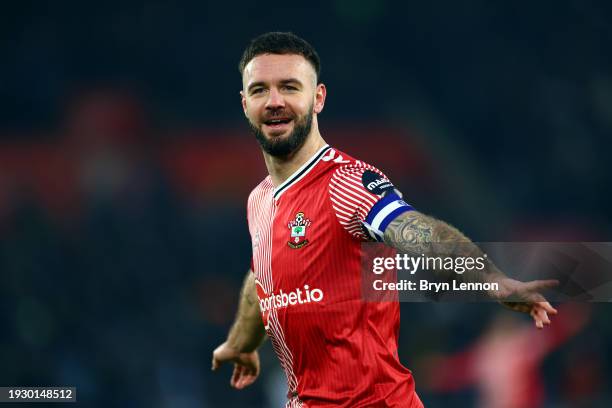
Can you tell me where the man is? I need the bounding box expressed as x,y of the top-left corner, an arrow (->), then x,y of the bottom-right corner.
212,32 -> 558,407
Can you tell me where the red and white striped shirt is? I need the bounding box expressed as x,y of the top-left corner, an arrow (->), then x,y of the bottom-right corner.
247,145 -> 422,407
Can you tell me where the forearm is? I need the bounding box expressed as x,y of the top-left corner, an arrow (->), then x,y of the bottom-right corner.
383,211 -> 559,325
383,211 -> 506,284
226,270 -> 266,352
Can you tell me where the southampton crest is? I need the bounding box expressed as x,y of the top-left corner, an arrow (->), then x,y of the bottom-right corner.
287,212 -> 311,249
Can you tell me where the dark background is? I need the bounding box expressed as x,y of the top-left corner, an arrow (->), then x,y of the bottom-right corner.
1,1 -> 611,406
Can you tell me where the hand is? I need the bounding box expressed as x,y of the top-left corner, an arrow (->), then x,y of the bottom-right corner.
495,278 -> 559,329
212,341 -> 260,389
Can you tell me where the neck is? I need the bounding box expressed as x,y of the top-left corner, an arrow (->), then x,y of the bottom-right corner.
262,121 -> 326,187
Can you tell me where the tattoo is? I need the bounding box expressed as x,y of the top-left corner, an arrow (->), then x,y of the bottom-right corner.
382,212 -> 549,310
384,212 -> 434,255
384,211 -> 503,284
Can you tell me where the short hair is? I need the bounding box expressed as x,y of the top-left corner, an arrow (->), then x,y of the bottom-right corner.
239,32 -> 321,82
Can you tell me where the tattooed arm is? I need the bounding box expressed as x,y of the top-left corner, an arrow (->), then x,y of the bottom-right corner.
383,211 -> 558,328
212,270 -> 266,388
383,211 -> 507,284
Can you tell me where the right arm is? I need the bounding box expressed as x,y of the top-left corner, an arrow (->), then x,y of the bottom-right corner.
227,269 -> 266,351
211,270 -> 266,389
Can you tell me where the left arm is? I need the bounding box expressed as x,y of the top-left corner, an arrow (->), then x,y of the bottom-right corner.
383,210 -> 558,328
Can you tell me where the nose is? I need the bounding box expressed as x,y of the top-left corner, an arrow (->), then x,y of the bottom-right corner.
265,87 -> 285,110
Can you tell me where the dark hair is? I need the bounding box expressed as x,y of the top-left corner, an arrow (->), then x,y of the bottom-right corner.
239,32 -> 321,82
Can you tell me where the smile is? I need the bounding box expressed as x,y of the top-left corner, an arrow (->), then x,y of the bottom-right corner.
264,118 -> 293,130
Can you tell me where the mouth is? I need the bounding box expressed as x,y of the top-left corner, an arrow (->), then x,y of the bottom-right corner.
263,118 -> 293,132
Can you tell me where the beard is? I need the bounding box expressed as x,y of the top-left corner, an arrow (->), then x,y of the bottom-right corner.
248,106 -> 313,158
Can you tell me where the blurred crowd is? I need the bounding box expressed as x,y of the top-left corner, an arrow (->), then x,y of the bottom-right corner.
1,1 -> 611,406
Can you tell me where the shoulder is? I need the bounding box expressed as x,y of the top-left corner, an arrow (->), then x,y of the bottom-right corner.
324,148 -> 386,175
325,148 -> 395,196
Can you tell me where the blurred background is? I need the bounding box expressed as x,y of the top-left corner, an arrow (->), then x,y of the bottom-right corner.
1,1 -> 611,407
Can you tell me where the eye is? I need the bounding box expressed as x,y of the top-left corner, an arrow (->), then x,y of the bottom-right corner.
282,85 -> 298,91
251,87 -> 264,95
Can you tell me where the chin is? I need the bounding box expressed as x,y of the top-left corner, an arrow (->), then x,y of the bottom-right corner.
265,129 -> 292,139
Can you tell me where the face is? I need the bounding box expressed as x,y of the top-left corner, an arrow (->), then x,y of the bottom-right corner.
241,54 -> 326,157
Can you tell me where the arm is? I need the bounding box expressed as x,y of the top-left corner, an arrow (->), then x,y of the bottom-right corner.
212,270 -> 266,389
226,269 -> 266,351
383,211 -> 558,328
383,211 -> 504,284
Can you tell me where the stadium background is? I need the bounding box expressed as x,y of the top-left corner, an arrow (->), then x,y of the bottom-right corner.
1,1 -> 611,406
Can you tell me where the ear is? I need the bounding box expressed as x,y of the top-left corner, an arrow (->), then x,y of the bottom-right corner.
314,83 -> 326,114
240,90 -> 248,116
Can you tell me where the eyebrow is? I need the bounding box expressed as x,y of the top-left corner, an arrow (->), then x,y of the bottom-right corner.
279,78 -> 303,86
247,78 -> 304,92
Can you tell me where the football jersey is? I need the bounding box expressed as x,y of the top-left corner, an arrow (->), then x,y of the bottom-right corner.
247,145 -> 423,408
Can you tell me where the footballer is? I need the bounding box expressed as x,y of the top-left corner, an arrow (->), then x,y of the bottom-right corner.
211,32 -> 558,407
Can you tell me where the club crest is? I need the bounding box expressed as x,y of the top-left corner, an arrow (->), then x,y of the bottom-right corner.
287,212 -> 311,249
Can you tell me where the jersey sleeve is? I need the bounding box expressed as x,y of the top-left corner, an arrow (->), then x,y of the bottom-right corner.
328,162 -> 414,241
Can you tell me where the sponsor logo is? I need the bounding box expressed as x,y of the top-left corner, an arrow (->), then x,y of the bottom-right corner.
287,212 -> 311,249
362,169 -> 394,195
367,178 -> 390,190
255,280 -> 324,329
